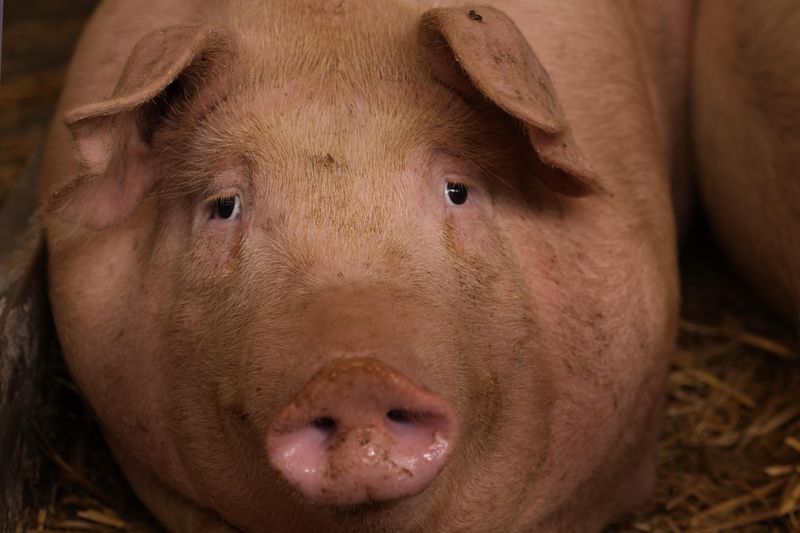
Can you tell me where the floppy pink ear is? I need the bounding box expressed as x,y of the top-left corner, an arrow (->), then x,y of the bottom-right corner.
48,24 -> 233,229
419,6 -> 602,197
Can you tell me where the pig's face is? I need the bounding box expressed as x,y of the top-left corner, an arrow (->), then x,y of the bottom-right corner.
165,84 -> 550,524
128,79 -> 554,530
44,5 -> 676,532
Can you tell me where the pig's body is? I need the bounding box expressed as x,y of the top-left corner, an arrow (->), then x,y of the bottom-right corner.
693,0 -> 800,322
39,1 -> 687,531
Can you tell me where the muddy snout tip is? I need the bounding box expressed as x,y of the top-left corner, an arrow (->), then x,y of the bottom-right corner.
265,357 -> 458,505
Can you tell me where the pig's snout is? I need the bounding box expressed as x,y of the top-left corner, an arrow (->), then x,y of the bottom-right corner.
266,357 -> 458,505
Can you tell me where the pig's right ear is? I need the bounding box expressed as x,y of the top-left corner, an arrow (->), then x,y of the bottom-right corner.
419,7 -> 602,197
48,24 -> 233,229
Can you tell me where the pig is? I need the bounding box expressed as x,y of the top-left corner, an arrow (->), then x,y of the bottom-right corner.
693,0 -> 800,324
38,1 -> 687,531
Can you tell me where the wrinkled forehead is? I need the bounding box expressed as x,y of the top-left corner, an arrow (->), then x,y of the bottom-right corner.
171,86 -> 516,205
166,1 -> 522,190
228,0 -> 426,90
196,82 -> 490,184
233,85 -> 475,174
220,1 -> 465,165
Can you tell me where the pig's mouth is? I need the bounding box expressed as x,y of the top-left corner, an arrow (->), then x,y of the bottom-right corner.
325,498 -> 398,515
305,493 -> 442,533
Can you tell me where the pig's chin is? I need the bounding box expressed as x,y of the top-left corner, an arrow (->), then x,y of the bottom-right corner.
287,488 -> 450,533
316,499 -> 410,525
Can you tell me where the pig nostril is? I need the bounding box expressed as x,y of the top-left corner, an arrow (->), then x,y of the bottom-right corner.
312,416 -> 337,432
386,409 -> 415,424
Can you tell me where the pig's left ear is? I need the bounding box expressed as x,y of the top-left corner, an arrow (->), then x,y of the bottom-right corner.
419,6 -> 602,197
48,24 -> 233,229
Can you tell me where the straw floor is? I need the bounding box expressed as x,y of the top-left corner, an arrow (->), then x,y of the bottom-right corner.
3,2 -> 799,531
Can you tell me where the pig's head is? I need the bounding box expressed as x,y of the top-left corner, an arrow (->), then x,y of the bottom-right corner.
43,3 -> 676,532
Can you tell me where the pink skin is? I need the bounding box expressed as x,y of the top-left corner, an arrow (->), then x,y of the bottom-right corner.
39,1 -> 687,531
266,358 -> 458,504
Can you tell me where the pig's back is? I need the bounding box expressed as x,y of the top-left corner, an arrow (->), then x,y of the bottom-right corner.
693,0 -> 800,320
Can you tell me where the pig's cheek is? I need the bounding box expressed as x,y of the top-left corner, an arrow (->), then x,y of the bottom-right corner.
187,219 -> 247,277
169,225 -> 250,401
48,224 -> 193,493
50,221 -> 154,396
497,203 -> 675,513
429,206 -> 556,519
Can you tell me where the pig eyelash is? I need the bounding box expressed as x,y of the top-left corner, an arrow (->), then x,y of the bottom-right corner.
208,193 -> 242,220
445,181 -> 470,206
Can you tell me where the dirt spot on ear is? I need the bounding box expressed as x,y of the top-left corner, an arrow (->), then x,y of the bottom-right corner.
468,10 -> 483,22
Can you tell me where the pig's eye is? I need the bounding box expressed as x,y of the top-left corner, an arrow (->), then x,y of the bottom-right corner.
211,195 -> 241,220
445,182 -> 469,205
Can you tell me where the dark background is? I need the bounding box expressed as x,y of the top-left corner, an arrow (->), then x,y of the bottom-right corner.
0,0 -> 97,205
